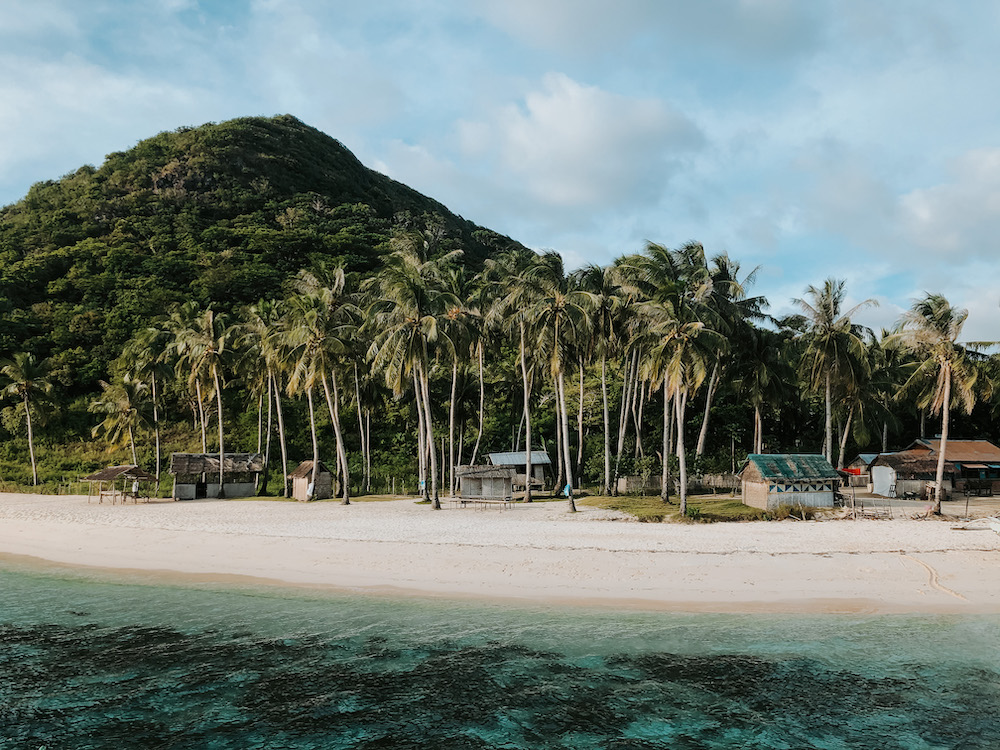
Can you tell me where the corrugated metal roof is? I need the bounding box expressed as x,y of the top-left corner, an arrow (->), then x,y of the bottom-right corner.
488,451 -> 551,466
741,454 -> 839,480
456,465 -> 517,478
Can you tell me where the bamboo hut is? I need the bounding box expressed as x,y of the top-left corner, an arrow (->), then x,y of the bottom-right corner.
82,465 -> 157,504
288,460 -> 333,501
739,454 -> 839,510
456,465 -> 516,507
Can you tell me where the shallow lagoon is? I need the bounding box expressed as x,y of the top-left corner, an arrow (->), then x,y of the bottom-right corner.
1,558 -> 998,749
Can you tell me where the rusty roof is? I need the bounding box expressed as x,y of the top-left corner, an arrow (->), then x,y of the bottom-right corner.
82,465 -> 156,482
903,439 -> 1000,462
871,452 -> 956,477
287,460 -> 332,479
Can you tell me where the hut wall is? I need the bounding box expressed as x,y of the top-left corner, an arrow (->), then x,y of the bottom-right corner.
172,480 -> 197,500
871,466 -> 895,497
207,481 -> 256,498
291,473 -> 332,501
742,480 -> 770,510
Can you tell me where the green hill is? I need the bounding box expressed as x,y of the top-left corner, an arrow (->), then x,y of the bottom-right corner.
0,114 -> 521,394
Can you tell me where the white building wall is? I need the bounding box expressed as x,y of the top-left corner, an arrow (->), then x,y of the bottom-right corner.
871,466 -> 895,497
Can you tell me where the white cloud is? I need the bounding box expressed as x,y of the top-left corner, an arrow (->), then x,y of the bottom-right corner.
457,72 -> 702,209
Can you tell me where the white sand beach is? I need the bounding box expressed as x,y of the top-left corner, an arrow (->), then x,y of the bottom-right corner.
1,492 -> 998,613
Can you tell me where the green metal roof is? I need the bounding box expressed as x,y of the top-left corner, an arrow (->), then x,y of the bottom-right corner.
742,454 -> 839,480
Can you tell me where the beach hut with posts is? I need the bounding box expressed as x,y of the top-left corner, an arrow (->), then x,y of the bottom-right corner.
456,465 -> 516,507
82,465 -> 157,504
488,450 -> 550,491
168,452 -> 264,500
288,460 -> 333,501
739,454 -> 840,511
870,438 -> 1000,499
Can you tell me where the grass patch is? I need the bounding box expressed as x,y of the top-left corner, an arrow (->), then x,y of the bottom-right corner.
580,493 -> 778,522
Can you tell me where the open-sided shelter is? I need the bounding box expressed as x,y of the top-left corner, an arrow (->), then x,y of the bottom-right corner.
82,465 -> 157,504
169,453 -> 264,499
456,465 -> 516,506
739,454 -> 840,510
288,460 -> 333,501
488,450 -> 550,490
870,439 -> 1000,498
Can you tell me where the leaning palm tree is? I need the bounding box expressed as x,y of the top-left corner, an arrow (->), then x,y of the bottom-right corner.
0,353 -> 53,486
892,294 -> 982,513
793,279 -> 876,463
167,302 -> 232,497
90,375 -> 150,465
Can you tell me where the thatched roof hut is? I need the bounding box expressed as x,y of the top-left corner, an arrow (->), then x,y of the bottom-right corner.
168,452 -> 264,500
82,465 -> 157,504
456,465 -> 517,506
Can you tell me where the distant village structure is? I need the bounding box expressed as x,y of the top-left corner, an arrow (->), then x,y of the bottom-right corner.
488,451 -> 550,491
870,439 -> 1000,499
169,453 -> 264,499
287,460 -> 333,502
739,454 -> 840,510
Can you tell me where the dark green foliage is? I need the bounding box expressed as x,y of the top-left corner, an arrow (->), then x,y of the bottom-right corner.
0,115 -> 521,403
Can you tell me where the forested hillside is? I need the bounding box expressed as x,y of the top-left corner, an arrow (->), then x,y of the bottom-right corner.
0,115 -> 518,395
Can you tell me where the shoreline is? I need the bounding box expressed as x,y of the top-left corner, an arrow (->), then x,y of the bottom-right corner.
2,492 -> 999,614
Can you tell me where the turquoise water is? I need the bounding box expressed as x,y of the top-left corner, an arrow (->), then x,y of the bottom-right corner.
1,558 -> 998,749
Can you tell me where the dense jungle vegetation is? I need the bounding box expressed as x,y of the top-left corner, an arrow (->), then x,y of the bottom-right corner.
1,115 -> 996,511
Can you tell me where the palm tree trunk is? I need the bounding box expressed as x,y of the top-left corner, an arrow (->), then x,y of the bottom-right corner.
449,360 -> 457,497
24,395 -> 38,486
306,386 -> 319,501
256,392 -> 264,453
882,421 -> 888,453
520,320 -> 533,503
577,356 -> 584,488
837,403 -> 855,470
471,343 -> 485,465
273,372 -> 290,497
695,361 -> 720,457
661,384 -> 671,502
128,424 -> 137,466
214,369 -> 225,498
151,372 -> 161,487
824,370 -> 833,464
418,358 -> 440,509
260,374 -> 273,496
613,348 -> 635,495
754,404 -> 763,453
602,356 -> 611,495
920,408 -> 926,439
634,379 -> 646,459
195,380 -> 207,453
933,364 -> 951,514
559,371 -> 577,511
414,377 -> 427,498
323,373 -> 350,504
354,363 -> 368,494
553,387 -> 565,492
676,390 -> 689,516
365,410 -> 372,492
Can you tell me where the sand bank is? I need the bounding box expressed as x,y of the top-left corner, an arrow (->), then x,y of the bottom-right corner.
1,492 -> 998,613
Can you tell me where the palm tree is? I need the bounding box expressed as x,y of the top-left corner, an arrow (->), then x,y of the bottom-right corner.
485,248 -> 545,503
524,252 -> 593,511
574,264 -> 624,495
793,279 -> 876,463
167,302 -> 232,497
121,325 -> 171,485
0,353 -> 53,486
90,375 -> 150,465
365,244 -> 461,509
733,327 -> 794,454
892,294 -> 982,513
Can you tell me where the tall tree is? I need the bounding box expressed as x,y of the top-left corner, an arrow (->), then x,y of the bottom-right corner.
0,353 -> 53,486
90,375 -> 150,465
167,303 -> 232,497
892,294 -> 982,513
793,279 -> 876,463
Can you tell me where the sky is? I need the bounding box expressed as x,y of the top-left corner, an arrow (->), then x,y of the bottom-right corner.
2,0 -> 1000,340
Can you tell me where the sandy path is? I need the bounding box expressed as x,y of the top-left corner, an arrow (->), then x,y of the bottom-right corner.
1,492 -> 998,613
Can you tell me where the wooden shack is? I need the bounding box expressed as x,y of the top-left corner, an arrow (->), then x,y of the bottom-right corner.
870,439 -> 1000,498
456,465 -> 516,506
845,453 -> 878,488
169,453 -> 264,499
739,454 -> 839,510
288,460 -> 333,501
488,450 -> 550,490
82,465 -> 157,504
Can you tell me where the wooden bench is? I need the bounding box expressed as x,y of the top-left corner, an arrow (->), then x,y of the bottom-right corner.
452,496 -> 515,509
